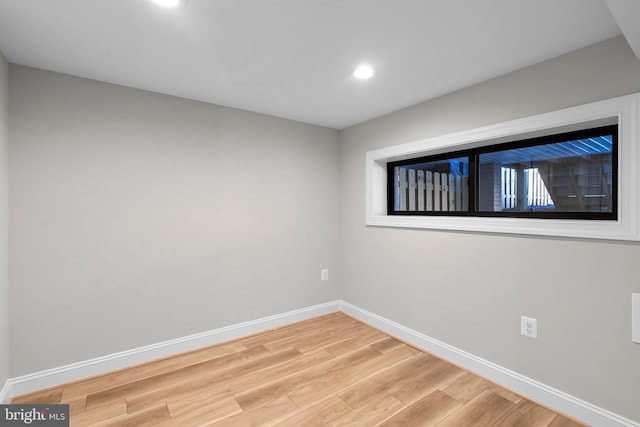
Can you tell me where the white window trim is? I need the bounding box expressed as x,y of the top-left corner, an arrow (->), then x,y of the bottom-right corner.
365,93 -> 640,241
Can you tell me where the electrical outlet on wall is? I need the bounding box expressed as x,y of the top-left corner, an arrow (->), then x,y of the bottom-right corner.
521,316 -> 537,339
320,269 -> 329,282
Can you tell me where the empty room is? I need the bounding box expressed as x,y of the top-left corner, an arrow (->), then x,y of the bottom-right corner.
1,0 -> 640,426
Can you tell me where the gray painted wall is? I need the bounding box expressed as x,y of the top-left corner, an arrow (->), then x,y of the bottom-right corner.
0,51 -> 9,389
339,36 -> 640,422
8,65 -> 340,375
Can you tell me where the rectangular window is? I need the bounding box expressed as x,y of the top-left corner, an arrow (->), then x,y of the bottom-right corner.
387,125 -> 617,220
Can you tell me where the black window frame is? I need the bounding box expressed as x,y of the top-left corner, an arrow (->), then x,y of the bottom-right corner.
387,125 -> 618,220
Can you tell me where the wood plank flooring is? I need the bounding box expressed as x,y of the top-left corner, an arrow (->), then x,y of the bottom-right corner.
11,312 -> 587,426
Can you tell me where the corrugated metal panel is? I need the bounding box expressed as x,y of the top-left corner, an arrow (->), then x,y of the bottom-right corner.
479,136 -> 613,165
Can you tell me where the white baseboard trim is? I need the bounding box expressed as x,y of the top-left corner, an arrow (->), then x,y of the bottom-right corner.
338,300 -> 639,427
3,299 -> 638,426
0,379 -> 11,405
4,300 -> 341,401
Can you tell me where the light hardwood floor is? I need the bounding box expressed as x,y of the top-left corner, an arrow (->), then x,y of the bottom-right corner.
11,312 -> 587,426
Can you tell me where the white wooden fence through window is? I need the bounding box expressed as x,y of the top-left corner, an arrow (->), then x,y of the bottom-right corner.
501,166 -> 554,210
396,166 -> 552,212
501,167 -> 517,210
525,167 -> 554,208
395,168 -> 468,212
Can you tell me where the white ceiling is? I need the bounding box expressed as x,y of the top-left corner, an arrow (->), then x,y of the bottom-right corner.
0,0 -> 637,129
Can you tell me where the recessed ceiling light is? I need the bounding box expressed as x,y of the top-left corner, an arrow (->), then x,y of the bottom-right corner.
151,0 -> 180,7
354,64 -> 374,80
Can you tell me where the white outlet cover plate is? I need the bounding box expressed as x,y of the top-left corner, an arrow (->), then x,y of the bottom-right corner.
521,316 -> 538,339
633,293 -> 640,343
